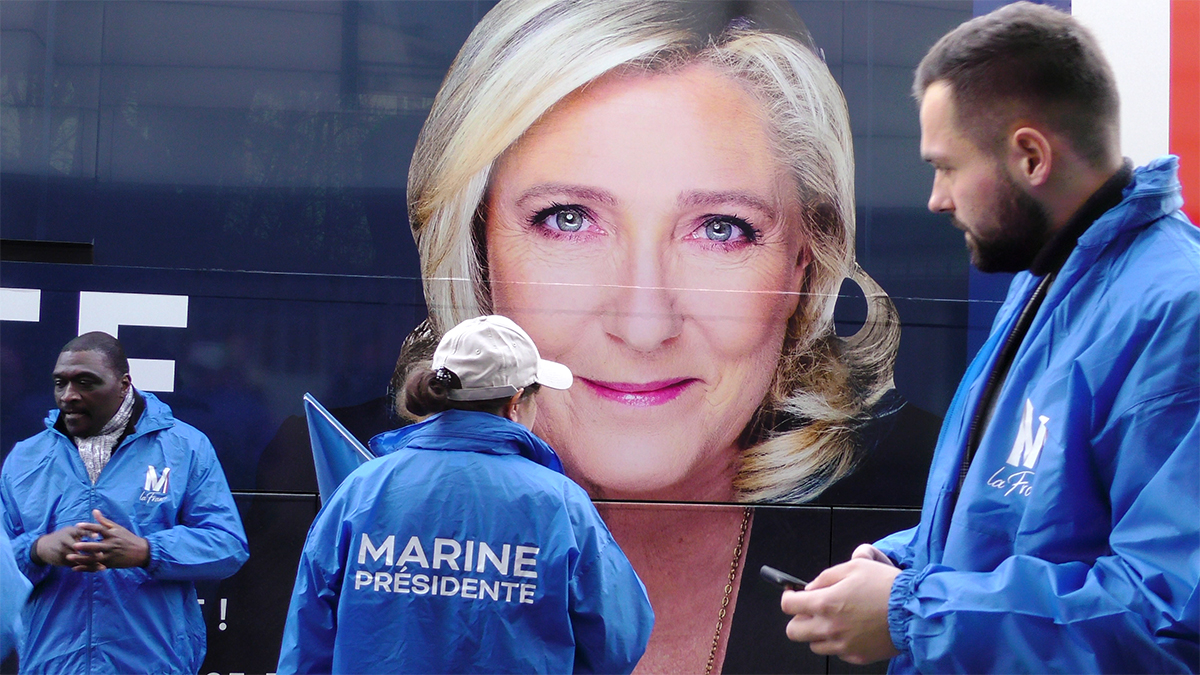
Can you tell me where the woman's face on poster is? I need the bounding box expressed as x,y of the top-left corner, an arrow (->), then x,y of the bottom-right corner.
486,65 -> 812,501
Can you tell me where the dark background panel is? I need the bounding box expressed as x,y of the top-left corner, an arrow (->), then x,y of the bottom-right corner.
197,492 -> 321,675
829,507 -> 922,565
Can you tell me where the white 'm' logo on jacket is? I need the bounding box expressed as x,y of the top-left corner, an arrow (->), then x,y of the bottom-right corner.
1007,399 -> 1049,469
144,465 -> 171,493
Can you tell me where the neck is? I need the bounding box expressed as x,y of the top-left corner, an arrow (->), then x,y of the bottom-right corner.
1041,153 -> 1125,234
1028,159 -> 1132,276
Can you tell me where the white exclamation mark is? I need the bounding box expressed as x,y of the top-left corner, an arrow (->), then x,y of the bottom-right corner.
219,598 -> 227,631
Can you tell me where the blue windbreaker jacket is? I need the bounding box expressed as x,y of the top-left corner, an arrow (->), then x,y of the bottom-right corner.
1,391 -> 249,674
277,409 -> 654,674
876,157 -> 1200,673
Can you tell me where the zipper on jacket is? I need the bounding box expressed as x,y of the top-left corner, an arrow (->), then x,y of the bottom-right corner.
958,271 -> 1055,490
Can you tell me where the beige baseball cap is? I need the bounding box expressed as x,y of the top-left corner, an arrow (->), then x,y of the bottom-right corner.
432,315 -> 573,401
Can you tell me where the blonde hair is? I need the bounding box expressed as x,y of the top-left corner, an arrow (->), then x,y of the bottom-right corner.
403,0 -> 900,503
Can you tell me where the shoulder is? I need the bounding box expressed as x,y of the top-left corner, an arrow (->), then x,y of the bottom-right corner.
1098,229 -> 1198,339
1089,180 -> 1199,299
138,393 -> 217,450
322,449 -> 419,508
550,474 -> 618,540
132,398 -> 225,483
1051,212 -> 1198,415
1113,213 -> 1199,284
156,417 -> 217,449
1070,210 -> 1198,332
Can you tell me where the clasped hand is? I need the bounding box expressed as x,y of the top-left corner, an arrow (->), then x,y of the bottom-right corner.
34,509 -> 150,572
780,544 -> 902,665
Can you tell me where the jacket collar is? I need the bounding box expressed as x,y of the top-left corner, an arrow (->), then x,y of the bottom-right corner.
369,409 -> 565,475
1077,156 -> 1184,250
1023,156 -> 1183,284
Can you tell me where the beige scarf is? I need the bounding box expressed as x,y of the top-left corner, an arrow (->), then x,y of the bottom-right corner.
75,388 -> 136,483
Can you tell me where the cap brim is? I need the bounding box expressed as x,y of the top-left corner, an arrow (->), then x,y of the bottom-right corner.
536,359 -> 573,390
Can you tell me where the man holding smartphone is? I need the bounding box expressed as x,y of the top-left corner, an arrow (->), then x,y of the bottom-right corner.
780,3 -> 1198,672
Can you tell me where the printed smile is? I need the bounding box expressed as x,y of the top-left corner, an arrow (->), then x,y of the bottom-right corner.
578,377 -> 697,407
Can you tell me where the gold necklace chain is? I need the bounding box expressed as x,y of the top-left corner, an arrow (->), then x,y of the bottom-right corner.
705,506 -> 752,675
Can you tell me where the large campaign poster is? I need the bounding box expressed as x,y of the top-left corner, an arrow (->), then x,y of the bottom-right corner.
1,2 -> 992,673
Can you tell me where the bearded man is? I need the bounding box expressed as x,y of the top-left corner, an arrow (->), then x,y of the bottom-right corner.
781,3 -> 1199,672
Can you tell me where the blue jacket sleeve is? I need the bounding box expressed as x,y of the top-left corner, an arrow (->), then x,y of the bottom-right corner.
888,392 -> 1200,673
0,472 -> 52,588
566,497 -> 654,674
0,505 -> 32,660
141,436 -> 249,581
874,526 -> 918,569
277,501 -> 345,675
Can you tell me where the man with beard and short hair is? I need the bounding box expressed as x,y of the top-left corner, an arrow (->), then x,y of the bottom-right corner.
1,331 -> 249,674
779,3 -> 1199,672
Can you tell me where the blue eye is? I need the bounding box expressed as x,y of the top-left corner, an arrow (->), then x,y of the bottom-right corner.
533,205 -> 590,233
705,219 -> 734,242
698,216 -> 758,244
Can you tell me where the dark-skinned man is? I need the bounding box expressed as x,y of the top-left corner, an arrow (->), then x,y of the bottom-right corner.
781,3 -> 1198,672
1,331 -> 248,674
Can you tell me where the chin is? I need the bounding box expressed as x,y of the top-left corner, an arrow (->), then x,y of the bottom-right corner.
63,422 -> 89,437
571,466 -> 688,501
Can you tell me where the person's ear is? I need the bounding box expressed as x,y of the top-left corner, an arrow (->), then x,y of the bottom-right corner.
505,390 -> 524,421
796,240 -> 812,274
790,210 -> 816,296
120,373 -> 132,396
1009,127 -> 1052,188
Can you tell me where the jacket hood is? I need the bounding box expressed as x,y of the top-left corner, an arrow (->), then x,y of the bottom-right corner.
369,409 -> 565,474
1080,155 -> 1183,249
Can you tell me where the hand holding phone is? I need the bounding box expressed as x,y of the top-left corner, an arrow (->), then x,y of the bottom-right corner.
759,565 -> 808,591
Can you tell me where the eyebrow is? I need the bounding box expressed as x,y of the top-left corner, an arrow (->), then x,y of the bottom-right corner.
53,368 -> 104,378
514,183 -> 617,208
514,184 -> 778,219
679,190 -> 778,220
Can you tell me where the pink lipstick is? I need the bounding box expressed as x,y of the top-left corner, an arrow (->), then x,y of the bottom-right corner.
579,377 -> 696,407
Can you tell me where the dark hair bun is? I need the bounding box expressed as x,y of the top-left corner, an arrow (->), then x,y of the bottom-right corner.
404,369 -> 453,417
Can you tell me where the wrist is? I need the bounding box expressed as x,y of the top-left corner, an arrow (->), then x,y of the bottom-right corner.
138,537 -> 152,568
30,535 -> 47,566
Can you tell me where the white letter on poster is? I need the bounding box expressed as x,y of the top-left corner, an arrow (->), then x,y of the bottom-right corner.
77,292 -> 188,392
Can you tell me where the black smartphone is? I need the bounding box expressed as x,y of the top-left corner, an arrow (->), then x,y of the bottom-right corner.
759,565 -> 808,590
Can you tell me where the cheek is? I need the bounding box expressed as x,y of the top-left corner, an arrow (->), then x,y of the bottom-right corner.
676,253 -> 803,356
958,171 -> 1002,222
487,230 -> 610,357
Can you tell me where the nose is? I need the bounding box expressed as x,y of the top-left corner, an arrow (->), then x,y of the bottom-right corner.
603,242 -> 683,352
59,383 -> 81,402
928,173 -> 953,214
